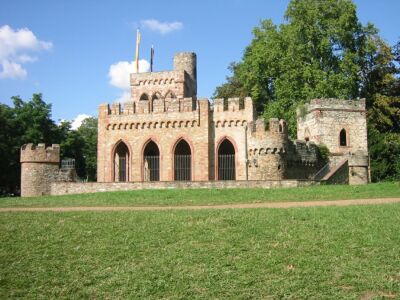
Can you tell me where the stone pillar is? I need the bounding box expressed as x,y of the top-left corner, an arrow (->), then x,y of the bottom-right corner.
348,151 -> 369,185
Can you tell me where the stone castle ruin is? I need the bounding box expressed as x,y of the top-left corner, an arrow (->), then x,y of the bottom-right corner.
20,52 -> 369,197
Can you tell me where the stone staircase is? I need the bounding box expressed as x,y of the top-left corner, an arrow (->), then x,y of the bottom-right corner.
313,158 -> 349,184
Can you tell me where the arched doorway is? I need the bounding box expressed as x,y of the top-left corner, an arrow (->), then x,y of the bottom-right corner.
217,139 -> 235,180
143,141 -> 160,181
114,142 -> 129,182
174,139 -> 191,181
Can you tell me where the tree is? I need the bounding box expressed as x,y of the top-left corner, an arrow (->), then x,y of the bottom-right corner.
214,0 -> 400,181
77,117 -> 97,181
214,0 -> 377,135
361,37 -> 400,181
0,94 -> 60,195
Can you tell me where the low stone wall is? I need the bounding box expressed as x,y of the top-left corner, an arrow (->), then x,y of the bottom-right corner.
50,180 -> 319,196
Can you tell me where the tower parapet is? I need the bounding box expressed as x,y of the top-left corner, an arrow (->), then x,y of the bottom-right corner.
247,118 -> 289,180
20,143 -> 77,197
129,52 -> 197,102
20,144 -> 61,197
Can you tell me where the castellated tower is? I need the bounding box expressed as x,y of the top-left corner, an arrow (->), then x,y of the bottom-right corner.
247,118 -> 289,180
129,52 -> 198,104
20,143 -> 60,197
173,52 -> 197,97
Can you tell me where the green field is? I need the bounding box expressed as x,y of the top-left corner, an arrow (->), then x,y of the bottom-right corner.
1,203 -> 400,298
1,182 -> 399,208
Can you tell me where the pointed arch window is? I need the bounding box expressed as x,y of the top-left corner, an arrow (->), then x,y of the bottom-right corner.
339,129 -> 347,146
114,142 -> 129,182
140,93 -> 149,101
218,139 -> 236,180
143,141 -> 160,181
174,139 -> 191,181
165,91 -> 176,99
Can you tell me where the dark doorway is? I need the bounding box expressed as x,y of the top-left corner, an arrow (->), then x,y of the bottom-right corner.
114,142 -> 129,182
218,139 -> 235,180
174,140 -> 191,181
143,141 -> 160,181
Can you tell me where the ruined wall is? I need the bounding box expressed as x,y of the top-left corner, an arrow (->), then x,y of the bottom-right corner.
285,140 -> 320,179
297,98 -> 369,184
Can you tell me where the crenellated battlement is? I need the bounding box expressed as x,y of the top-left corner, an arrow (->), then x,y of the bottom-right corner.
100,97 -> 198,116
249,118 -> 288,139
213,97 -> 253,113
297,98 -> 366,117
20,143 -> 60,164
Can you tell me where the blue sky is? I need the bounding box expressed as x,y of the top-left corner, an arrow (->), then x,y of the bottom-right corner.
0,0 -> 399,125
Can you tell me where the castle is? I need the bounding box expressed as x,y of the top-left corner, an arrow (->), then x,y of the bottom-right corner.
20,52 -> 369,197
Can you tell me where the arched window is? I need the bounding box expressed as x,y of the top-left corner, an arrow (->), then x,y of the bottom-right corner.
218,139 -> 235,180
304,128 -> 311,142
114,142 -> 129,182
339,129 -> 347,146
174,140 -> 191,181
139,93 -> 149,101
165,91 -> 176,99
143,141 -> 160,181
152,93 -> 161,101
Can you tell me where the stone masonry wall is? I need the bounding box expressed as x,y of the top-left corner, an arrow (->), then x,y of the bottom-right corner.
297,98 -> 368,155
51,180 -> 319,196
97,98 -> 210,182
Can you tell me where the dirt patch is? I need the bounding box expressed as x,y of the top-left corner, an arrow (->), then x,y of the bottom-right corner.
0,198 -> 399,212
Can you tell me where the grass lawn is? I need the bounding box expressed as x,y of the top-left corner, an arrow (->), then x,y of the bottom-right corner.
0,182 -> 399,208
1,204 -> 399,298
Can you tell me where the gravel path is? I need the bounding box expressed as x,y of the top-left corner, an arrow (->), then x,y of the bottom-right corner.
1,198 -> 400,212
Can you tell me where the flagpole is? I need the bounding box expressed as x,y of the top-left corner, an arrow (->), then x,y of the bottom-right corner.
150,45 -> 154,72
135,29 -> 140,73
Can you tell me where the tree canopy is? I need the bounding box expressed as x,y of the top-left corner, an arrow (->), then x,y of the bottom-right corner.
214,0 -> 400,181
0,94 -> 98,195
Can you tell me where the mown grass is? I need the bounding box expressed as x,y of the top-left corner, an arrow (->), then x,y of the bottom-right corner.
0,182 -> 399,208
1,204 -> 399,298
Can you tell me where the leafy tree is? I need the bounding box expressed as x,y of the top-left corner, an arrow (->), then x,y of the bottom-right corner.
0,94 -> 60,195
77,117 -> 97,181
214,0 -> 377,135
361,37 -> 400,181
214,0 -> 400,181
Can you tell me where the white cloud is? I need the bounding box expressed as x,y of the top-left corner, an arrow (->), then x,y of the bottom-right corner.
71,114 -> 91,130
0,25 -> 52,79
114,91 -> 131,103
108,59 -> 150,102
141,19 -> 183,34
0,60 -> 27,79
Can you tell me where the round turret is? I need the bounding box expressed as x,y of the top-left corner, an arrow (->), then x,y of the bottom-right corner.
20,143 -> 60,197
173,52 -> 197,96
